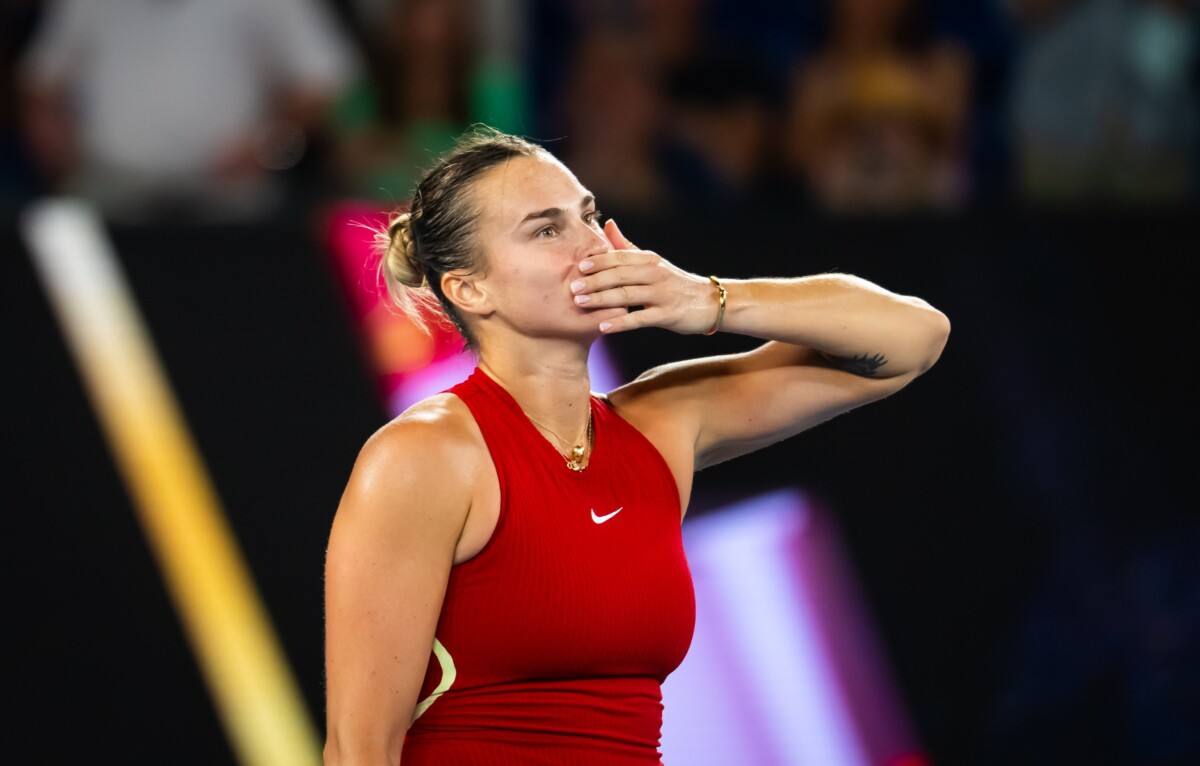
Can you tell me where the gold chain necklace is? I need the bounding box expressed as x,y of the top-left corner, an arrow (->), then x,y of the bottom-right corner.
524,406 -> 593,472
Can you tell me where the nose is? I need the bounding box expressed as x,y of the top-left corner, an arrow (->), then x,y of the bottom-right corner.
580,218 -> 611,257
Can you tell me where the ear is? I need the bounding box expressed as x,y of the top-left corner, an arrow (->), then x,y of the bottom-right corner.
441,270 -> 493,318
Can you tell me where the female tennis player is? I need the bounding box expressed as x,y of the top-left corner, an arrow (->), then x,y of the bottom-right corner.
323,129 -> 950,765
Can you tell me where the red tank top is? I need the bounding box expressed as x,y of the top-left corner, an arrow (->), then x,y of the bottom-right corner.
402,368 -> 696,765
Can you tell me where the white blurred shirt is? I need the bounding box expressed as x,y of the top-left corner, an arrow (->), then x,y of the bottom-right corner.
22,0 -> 357,179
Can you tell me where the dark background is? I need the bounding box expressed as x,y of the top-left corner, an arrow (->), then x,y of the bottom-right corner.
8,208 -> 1197,764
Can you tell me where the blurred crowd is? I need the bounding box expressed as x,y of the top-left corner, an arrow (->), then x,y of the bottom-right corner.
0,0 -> 1195,222
2,0 -> 1196,222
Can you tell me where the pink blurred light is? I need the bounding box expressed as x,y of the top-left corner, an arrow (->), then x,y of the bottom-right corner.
662,490 -> 922,765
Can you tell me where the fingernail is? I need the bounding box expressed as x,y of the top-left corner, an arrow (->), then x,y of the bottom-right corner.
579,260 -> 593,272
574,294 -> 590,305
599,321 -> 612,332
570,279 -> 586,293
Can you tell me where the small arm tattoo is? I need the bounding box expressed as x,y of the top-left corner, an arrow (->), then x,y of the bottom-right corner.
827,352 -> 888,377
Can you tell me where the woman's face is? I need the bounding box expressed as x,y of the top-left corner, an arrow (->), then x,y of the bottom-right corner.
465,154 -> 627,340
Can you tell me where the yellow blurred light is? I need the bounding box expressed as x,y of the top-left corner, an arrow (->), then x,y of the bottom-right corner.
23,199 -> 322,766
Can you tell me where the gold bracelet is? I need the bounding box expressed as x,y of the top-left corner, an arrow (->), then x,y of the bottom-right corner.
703,275 -> 727,336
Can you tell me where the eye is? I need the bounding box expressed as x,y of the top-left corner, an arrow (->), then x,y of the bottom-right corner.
584,210 -> 604,227
535,225 -> 558,238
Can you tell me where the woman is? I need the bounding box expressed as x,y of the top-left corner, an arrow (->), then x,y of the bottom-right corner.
323,129 -> 950,764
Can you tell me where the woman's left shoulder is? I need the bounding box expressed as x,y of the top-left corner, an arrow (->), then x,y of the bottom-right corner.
603,357 -> 718,430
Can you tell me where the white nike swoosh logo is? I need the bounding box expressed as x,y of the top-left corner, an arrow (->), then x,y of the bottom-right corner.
591,507 -> 623,524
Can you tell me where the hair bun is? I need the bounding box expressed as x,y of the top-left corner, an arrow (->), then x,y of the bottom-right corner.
380,211 -> 426,289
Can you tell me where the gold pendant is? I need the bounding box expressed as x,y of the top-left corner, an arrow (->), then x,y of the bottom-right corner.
566,445 -> 586,472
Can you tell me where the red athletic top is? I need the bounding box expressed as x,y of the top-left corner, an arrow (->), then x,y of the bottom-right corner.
401,368 -> 696,765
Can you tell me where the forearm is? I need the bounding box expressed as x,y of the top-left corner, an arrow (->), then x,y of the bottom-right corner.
577,223 -> 949,370
717,274 -> 950,377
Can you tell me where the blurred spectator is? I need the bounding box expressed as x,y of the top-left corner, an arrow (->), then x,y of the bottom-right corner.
332,0 -> 477,203
635,0 -> 710,74
784,0 -> 972,212
18,0 -> 357,222
556,30 -> 673,209
542,1 -> 790,209
333,0 -> 534,204
665,50 -> 783,204
554,26 -> 734,211
1009,0 -> 1197,205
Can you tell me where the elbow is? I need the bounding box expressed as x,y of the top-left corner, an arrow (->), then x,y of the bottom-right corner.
919,306 -> 951,373
893,295 -> 950,376
324,729 -> 405,766
896,293 -> 949,356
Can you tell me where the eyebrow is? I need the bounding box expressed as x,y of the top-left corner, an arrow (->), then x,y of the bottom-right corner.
519,195 -> 596,224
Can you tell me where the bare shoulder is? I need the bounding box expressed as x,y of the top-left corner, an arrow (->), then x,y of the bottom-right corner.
604,355 -> 750,489
364,393 -> 480,460
606,356 -> 718,416
339,393 -> 485,529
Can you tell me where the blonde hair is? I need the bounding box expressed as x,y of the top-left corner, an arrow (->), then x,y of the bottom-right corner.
375,211 -> 442,336
376,127 -> 547,349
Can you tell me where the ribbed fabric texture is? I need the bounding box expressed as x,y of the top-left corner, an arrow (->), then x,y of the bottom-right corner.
402,367 -> 696,765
